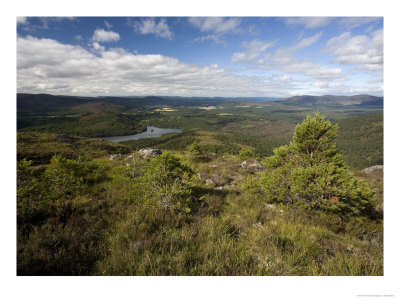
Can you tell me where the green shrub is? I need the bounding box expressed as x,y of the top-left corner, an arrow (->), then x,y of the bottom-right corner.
189,140 -> 202,159
17,158 -> 47,224
239,147 -> 254,160
260,113 -> 375,216
44,155 -> 87,201
132,152 -> 196,215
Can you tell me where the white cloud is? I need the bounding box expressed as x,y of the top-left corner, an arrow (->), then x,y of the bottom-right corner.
276,74 -> 291,81
284,17 -> 332,29
272,32 -> 323,63
17,34 -> 381,98
192,34 -> 226,46
324,29 -> 383,70
273,60 -> 344,82
338,17 -> 381,29
18,17 -> 77,32
92,29 -> 120,42
230,33 -> 342,83
17,17 -> 28,25
92,42 -> 105,52
17,35 -> 301,97
311,83 -> 383,96
188,17 -> 241,35
132,18 -> 173,40
231,40 -> 276,64
311,81 -> 330,89
291,32 -> 323,51
104,20 -> 113,29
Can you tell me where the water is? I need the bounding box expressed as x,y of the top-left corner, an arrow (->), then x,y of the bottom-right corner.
102,126 -> 183,142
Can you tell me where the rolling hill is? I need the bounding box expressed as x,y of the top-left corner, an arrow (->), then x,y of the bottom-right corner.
279,94 -> 383,108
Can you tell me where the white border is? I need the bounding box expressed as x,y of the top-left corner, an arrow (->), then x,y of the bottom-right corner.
3,1 -> 399,299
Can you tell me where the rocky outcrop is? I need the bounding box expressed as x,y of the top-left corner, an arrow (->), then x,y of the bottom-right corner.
265,203 -> 283,213
109,154 -> 122,160
138,148 -> 162,158
362,165 -> 383,174
241,160 -> 265,172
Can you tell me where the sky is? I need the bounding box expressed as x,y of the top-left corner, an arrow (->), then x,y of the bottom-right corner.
17,16 -> 383,97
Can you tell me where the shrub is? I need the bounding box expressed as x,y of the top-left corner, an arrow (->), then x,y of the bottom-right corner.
17,158 -> 47,224
133,152 -> 196,215
44,155 -> 87,201
239,147 -> 254,160
260,113 -> 375,216
189,140 -> 202,159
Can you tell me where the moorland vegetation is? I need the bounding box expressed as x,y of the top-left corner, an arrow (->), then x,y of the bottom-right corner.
17,111 -> 383,275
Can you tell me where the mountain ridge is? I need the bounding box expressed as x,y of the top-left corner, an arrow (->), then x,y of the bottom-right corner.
278,94 -> 383,107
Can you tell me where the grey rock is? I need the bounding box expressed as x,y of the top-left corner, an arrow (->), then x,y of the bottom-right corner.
138,148 -> 162,158
241,160 -> 265,171
205,179 -> 214,186
265,203 -> 283,213
109,154 -> 122,160
362,165 -> 383,174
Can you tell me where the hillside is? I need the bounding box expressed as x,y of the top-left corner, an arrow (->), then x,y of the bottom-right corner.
17,137 -> 383,276
16,94 -> 384,276
336,113 -> 383,169
279,94 -> 383,108
17,114 -> 383,276
17,93 -> 383,113
17,93 -> 228,115
17,132 -> 131,165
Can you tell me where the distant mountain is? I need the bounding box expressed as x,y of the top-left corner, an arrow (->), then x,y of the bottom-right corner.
227,97 -> 284,102
17,93 -> 227,114
17,93 -> 94,113
17,93 -> 383,116
278,94 -> 383,107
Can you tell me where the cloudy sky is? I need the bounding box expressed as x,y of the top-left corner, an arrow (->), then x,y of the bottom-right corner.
17,17 -> 383,97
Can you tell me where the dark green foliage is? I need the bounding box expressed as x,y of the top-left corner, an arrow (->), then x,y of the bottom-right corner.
17,154 -> 111,275
17,159 -> 45,225
18,112 -> 147,138
17,132 -> 131,165
18,212 -> 108,275
336,113 -> 383,169
261,113 -> 375,216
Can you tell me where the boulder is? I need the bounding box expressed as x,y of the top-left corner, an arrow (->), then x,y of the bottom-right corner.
241,160 -> 265,171
265,203 -> 283,213
362,165 -> 383,174
138,148 -> 162,158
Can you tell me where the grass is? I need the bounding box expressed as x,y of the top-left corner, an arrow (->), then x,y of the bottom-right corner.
94,186 -> 382,276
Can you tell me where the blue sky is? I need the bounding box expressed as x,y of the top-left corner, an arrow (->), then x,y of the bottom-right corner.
17,17 -> 383,97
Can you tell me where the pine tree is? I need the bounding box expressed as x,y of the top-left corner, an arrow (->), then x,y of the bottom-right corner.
190,140 -> 202,158
260,113 -> 375,216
